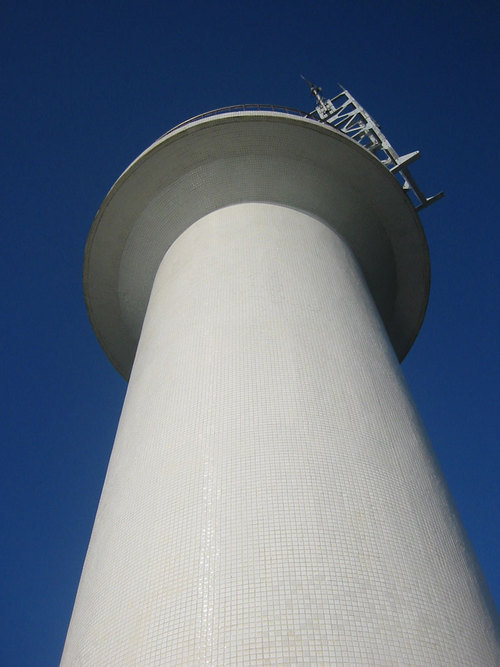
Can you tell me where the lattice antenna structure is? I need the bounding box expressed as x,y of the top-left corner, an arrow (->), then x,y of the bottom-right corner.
302,78 -> 444,211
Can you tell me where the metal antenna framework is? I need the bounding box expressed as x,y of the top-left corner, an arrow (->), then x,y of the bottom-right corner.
302,78 -> 443,211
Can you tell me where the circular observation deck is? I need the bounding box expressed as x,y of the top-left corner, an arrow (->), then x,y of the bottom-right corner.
84,110 -> 430,380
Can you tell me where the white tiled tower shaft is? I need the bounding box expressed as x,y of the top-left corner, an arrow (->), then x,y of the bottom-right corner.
63,203 -> 499,664
64,113 -> 499,664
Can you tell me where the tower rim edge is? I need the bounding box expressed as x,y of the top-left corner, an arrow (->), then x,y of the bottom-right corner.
83,111 -> 430,379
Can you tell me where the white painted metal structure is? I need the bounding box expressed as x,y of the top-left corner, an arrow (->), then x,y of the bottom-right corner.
62,112 -> 499,664
302,80 -> 444,211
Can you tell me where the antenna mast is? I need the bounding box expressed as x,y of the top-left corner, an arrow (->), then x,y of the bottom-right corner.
302,78 -> 443,211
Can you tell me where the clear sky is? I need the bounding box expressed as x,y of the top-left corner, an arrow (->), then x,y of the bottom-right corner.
1,1 -> 498,664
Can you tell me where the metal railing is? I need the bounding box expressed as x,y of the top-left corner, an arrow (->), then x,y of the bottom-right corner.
157,104 -> 310,140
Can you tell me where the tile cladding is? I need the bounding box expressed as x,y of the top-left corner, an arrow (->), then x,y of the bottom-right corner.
62,204 -> 499,665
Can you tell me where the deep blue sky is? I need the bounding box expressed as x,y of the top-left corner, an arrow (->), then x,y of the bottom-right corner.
1,1 -> 498,664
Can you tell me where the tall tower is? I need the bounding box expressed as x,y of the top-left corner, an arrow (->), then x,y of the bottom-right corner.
62,86 -> 499,664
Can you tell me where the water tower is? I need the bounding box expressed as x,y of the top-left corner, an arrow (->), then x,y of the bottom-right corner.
62,83 -> 499,664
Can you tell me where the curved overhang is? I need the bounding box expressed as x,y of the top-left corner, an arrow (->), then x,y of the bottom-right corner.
84,111 -> 430,379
